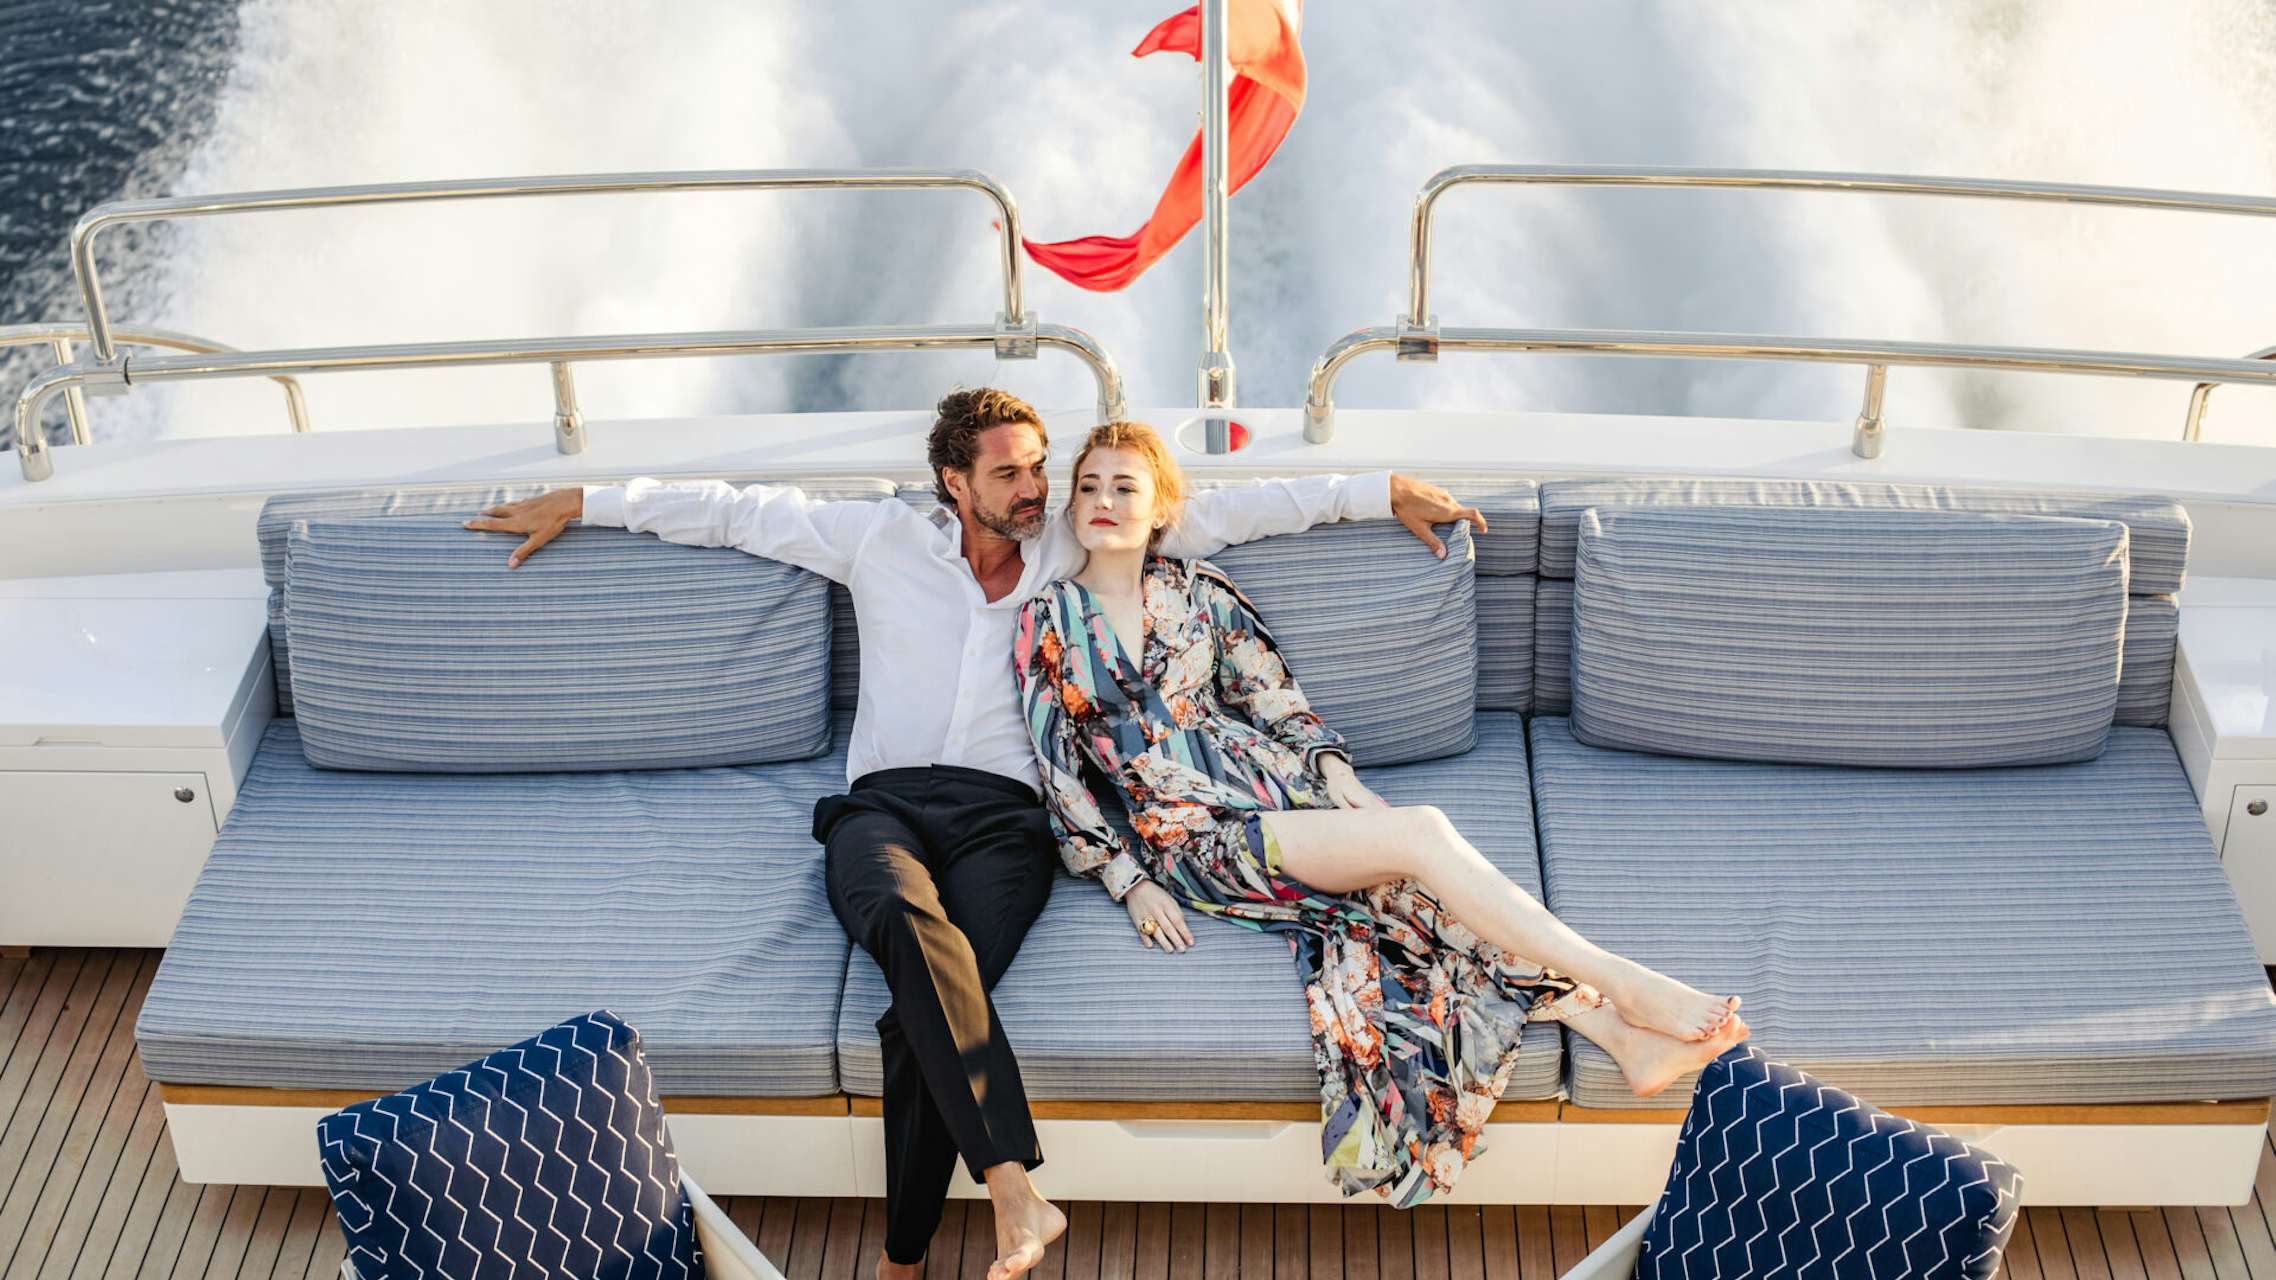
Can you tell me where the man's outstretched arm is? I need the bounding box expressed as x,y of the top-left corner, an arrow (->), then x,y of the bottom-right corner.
464,478 -> 887,582
1155,472 -> 1485,559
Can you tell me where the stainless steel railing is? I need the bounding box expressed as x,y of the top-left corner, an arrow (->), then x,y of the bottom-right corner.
16,168 -> 1129,481
2185,344 -> 2276,442
1307,165 -> 2276,453
2,323 -> 311,445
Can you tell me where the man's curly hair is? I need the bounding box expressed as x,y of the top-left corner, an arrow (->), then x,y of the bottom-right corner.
928,387 -> 1046,511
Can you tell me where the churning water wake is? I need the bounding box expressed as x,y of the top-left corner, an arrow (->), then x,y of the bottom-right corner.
4,0 -> 2274,448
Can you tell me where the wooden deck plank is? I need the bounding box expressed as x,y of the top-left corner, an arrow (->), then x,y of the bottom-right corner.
785,1199 -> 832,1280
300,1204 -> 345,1280
853,1200 -> 885,1280
1512,1206 -> 1552,1280
2065,1206 -> 2116,1280
95,1085 -> 184,1280
2101,1209 -> 2151,1280
1342,1203 -> 1380,1280
0,952 -> 114,1213
2127,1209 -> 2189,1280
756,1197 -> 799,1276
1238,1205 -> 1273,1280
122,1174 -> 203,1280
1204,1201 -> 1239,1280
158,1185 -> 241,1280
1099,1203 -> 1138,1280
815,1197 -> 862,1280
2192,1206 -> 2254,1280
1379,1204 -> 1415,1280
1168,1203 -> 1205,1280
1478,1206 -> 1518,1280
1305,1206 -> 1342,1280
1547,1206 -> 1587,1279
1063,1199 -> 1103,1280
1411,1206 -> 1450,1280
225,1188 -> 296,1280
58,1077 -> 166,1280
0,954 -> 65,1091
1134,1202 -> 1171,1280
260,1190 -> 329,1280
2007,1210 -> 2046,1280
1444,1205 -> 1484,1280
7,953 -> 155,1280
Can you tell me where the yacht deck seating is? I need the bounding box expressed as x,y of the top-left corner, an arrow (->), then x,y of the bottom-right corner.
131,470 -> 2276,1202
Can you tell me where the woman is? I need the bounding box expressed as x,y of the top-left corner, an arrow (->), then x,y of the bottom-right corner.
1012,421 -> 1749,1208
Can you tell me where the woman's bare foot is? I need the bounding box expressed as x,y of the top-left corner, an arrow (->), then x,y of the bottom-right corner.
876,1258 -> 923,1280
982,1163 -> 1067,1280
1603,962 -> 1739,1042
1618,1013 -> 1750,1099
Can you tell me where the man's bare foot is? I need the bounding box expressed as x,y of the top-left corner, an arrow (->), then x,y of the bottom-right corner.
982,1163 -> 1066,1280
1605,963 -> 1739,1041
876,1257 -> 923,1280
1619,1013 -> 1750,1099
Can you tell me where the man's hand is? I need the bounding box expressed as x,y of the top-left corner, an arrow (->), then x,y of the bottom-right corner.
1389,474 -> 1486,559
462,489 -> 583,568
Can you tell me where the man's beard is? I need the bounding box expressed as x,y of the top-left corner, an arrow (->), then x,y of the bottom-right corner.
975,499 -> 1048,541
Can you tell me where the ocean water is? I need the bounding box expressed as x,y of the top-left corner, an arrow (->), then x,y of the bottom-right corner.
3,0 -> 2274,449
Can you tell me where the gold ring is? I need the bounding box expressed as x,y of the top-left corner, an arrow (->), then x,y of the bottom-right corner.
1138,919 -> 1160,937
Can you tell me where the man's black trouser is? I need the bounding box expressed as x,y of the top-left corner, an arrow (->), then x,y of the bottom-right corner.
815,765 -> 1056,1266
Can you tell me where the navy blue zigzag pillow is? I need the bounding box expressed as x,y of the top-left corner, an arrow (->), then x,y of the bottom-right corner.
316,1010 -> 703,1280
1638,1044 -> 2022,1280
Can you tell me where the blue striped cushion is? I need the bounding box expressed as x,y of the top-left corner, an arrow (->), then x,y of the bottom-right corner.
283,519 -> 832,772
136,717 -> 850,1096
316,1010 -> 703,1280
1534,579 -> 2177,728
1429,478 -> 1540,576
256,480 -> 895,716
1568,506 -> 2128,768
1637,1043 -> 2021,1280
1206,521 -> 1476,766
1475,575 -> 1536,712
1537,478 -> 2190,595
1532,716 -> 2276,1108
837,712 -> 1563,1102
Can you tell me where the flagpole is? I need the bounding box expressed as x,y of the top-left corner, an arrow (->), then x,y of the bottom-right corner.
1198,0 -> 1236,414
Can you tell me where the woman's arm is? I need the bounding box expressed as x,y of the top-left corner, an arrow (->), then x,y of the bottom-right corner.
1014,596 -> 1153,900
1192,563 -> 1349,774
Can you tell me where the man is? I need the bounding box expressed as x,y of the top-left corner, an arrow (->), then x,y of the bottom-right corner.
467,389 -> 1482,1280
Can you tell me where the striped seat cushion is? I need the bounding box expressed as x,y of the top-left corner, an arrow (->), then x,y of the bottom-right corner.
1569,506 -> 2128,768
135,717 -> 852,1096
1206,521 -> 1477,765
836,712 -> 1564,1103
255,480 -> 894,715
1530,716 -> 2276,1108
284,519 -> 833,771
1637,1043 -> 2022,1280
317,1010 -> 701,1280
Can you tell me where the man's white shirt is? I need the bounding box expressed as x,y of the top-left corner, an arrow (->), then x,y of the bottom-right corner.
579,473 -> 1393,791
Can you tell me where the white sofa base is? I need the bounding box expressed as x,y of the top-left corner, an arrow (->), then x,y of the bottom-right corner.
162,1099 -> 2269,1207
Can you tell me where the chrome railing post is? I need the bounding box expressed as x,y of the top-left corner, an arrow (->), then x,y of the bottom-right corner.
2184,343 -> 2276,441
1196,0 -> 1235,412
550,362 -> 585,455
1853,363 -> 1889,459
46,336 -> 92,443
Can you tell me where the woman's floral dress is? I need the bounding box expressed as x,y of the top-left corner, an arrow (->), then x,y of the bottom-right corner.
1012,555 -> 1603,1207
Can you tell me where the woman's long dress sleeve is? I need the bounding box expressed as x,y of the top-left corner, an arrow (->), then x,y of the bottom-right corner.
1192,564 -> 1350,773
1013,597 -> 1152,900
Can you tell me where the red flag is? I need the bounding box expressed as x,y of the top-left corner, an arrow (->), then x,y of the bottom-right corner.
1024,0 -> 1305,292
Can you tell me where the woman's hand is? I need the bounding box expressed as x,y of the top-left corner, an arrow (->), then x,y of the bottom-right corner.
1124,881 -> 1194,953
1318,754 -> 1388,809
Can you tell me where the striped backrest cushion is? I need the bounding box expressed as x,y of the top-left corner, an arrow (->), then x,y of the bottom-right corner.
1204,521 -> 1476,765
1638,1043 -> 2021,1279
256,480 -> 893,715
316,1010 -> 703,1280
284,518 -> 832,772
1569,505 -> 2129,768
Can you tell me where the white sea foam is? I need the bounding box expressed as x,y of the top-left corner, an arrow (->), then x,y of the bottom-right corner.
104,0 -> 2276,444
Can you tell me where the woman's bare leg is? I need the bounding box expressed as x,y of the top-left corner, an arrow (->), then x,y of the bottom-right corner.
1561,1003 -> 1751,1098
1260,806 -> 1737,1041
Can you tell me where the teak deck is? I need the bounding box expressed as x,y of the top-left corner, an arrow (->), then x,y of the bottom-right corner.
7,948 -> 2276,1279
